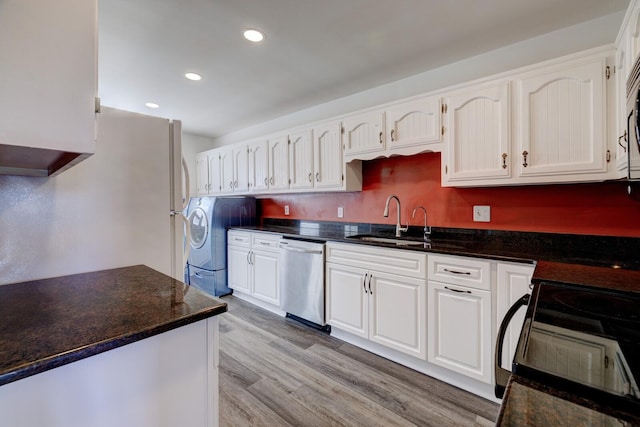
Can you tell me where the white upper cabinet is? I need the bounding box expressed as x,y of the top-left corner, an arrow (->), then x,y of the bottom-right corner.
195,152 -> 211,195
248,139 -> 269,193
313,121 -> 345,190
233,145 -> 249,193
343,110 -> 386,160
515,57 -> 608,179
219,146 -> 234,193
0,0 -> 97,176
442,81 -> 511,185
443,48 -> 615,187
268,133 -> 290,191
385,95 -> 442,152
208,152 -> 222,194
288,129 -> 314,190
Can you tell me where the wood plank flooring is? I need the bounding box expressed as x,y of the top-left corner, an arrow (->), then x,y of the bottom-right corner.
218,295 -> 499,427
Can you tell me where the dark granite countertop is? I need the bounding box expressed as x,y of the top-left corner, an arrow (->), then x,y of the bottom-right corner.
533,260 -> 640,293
234,219 -> 640,270
497,375 -> 640,426
0,265 -> 227,387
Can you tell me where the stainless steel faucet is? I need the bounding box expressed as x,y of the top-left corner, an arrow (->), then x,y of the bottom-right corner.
383,195 -> 408,237
412,206 -> 431,242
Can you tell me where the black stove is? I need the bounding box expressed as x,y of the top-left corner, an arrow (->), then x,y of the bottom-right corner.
512,282 -> 640,411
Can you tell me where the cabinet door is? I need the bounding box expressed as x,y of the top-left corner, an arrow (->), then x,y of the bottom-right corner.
208,154 -> 222,194
195,153 -> 210,195
251,249 -> 280,306
288,130 -> 314,190
428,281 -> 492,384
515,58 -> 607,178
0,0 -> 96,156
385,96 -> 441,150
342,110 -> 385,158
442,81 -> 511,185
248,139 -> 269,193
496,263 -> 534,370
219,147 -> 234,193
369,272 -> 427,360
234,145 -> 249,193
313,121 -> 344,189
326,263 -> 368,338
227,245 -> 250,293
268,134 -> 290,191
615,37 -> 630,174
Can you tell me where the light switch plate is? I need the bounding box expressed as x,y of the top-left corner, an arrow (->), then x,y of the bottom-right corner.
284,205 -> 290,215
473,205 -> 491,222
337,207 -> 344,218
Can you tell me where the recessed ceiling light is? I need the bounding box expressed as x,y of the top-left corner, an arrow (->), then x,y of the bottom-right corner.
185,72 -> 202,81
243,29 -> 264,42
145,102 -> 159,109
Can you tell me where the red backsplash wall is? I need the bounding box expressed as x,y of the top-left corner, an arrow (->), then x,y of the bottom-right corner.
259,152 -> 640,237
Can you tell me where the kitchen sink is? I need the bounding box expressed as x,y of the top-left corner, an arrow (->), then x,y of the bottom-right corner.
346,235 -> 427,246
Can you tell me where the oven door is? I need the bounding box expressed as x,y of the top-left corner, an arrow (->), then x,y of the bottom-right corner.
627,61 -> 640,181
494,294 -> 530,398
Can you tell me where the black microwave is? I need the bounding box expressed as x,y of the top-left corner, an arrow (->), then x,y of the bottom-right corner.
626,53 -> 640,181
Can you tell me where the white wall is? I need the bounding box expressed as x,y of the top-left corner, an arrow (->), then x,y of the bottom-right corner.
0,108 -> 177,286
213,11 -> 624,146
181,132 -> 215,197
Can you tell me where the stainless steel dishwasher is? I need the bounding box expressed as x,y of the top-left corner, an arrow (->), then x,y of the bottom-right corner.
278,237 -> 328,330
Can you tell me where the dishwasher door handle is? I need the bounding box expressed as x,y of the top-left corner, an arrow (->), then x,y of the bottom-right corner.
279,243 -> 323,254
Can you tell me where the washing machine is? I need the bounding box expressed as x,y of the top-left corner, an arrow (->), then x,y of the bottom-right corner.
184,196 -> 256,296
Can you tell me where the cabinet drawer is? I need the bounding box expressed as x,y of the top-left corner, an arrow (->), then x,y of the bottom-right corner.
251,232 -> 282,252
227,230 -> 251,247
326,242 -> 426,279
428,254 -> 491,290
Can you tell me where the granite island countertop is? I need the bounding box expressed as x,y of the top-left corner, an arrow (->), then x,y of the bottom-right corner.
0,265 -> 227,387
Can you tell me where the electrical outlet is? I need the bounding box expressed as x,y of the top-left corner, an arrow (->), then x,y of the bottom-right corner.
337,207 -> 344,218
473,205 -> 491,222
284,205 -> 290,215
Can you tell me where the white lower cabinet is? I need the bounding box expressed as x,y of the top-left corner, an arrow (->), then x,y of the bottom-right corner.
227,230 -> 282,309
326,242 -> 427,360
427,254 -> 492,384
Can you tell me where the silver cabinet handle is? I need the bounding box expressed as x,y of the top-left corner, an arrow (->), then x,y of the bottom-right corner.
264,177 -> 268,185
444,286 -> 471,294
390,129 -> 395,142
368,274 -> 373,294
270,177 -> 274,185
379,131 -> 383,144
229,181 -> 233,189
246,251 -> 251,265
315,172 -> 320,182
363,273 -> 368,294
308,173 -> 313,182
443,268 -> 471,275
278,242 -> 323,254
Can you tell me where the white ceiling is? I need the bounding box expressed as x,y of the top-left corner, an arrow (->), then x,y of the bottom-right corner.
98,0 -> 628,138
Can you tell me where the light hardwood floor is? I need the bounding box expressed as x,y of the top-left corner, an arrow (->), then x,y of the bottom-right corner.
218,295 -> 499,427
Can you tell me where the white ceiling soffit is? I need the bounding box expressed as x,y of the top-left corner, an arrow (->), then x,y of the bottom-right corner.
98,0 -> 629,138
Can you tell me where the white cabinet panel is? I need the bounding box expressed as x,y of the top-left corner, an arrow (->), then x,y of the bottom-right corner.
208,153 -> 222,194
369,273 -> 426,359
252,250 -> 279,306
233,145 -> 249,193
326,263 -> 368,338
313,121 -> 344,189
219,147 -> 234,193
443,81 -> 511,184
342,110 -> 385,158
496,262 -> 534,369
195,153 -> 210,195
428,281 -> 492,384
288,130 -> 314,190
268,134 -> 290,191
516,58 -> 607,177
248,139 -> 269,193
386,96 -> 441,150
227,244 -> 250,293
